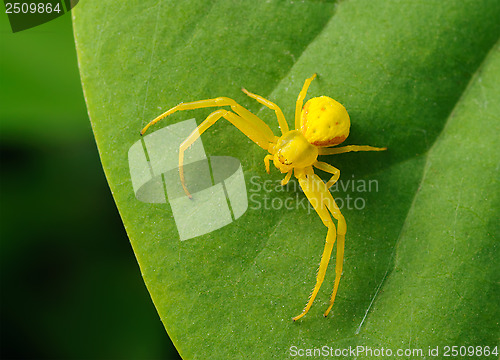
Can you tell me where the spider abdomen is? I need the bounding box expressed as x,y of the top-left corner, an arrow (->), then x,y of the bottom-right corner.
300,96 -> 350,147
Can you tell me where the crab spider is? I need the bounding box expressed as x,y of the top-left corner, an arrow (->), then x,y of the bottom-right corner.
140,74 -> 386,320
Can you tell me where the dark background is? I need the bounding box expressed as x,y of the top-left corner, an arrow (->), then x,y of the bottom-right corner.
0,10 -> 181,360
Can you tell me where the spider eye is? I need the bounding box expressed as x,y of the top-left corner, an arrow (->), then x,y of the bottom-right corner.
278,154 -> 291,165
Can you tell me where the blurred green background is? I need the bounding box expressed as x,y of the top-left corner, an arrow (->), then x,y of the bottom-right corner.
0,11 -> 181,359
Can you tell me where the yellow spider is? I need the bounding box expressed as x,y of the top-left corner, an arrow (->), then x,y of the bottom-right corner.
140,74 -> 386,321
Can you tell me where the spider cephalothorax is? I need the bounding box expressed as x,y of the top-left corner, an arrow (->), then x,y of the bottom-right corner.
140,74 -> 386,320
270,130 -> 318,172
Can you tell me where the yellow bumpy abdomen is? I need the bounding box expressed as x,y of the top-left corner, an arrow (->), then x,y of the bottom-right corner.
300,96 -> 350,147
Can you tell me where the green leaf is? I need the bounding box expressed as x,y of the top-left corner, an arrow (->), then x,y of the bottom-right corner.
73,0 -> 500,358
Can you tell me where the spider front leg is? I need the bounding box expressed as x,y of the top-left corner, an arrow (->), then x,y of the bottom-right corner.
140,97 -> 279,197
179,109 -> 275,197
241,88 -> 289,134
140,97 -> 275,143
264,155 -> 273,174
293,172 -> 346,321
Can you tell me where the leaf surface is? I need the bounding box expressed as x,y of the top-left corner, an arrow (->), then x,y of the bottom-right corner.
73,0 -> 500,358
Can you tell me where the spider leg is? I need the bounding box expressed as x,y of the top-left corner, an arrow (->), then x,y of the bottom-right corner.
281,170 -> 293,186
318,145 -> 387,155
241,88 -> 289,134
141,97 -> 276,144
179,109 -> 274,197
264,155 -> 273,174
313,161 -> 340,189
322,191 -> 346,317
323,234 -> 345,317
293,172 -> 346,321
295,73 -> 317,130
